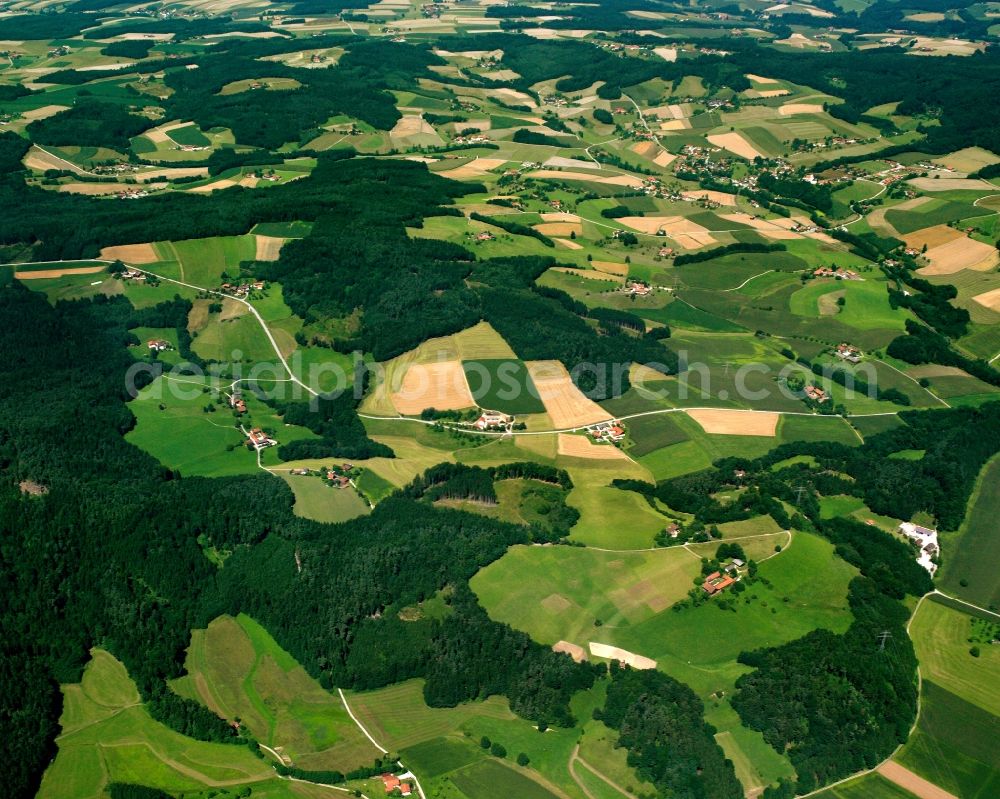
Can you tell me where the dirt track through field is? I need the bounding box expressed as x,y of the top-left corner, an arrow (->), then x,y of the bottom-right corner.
877,762 -> 958,799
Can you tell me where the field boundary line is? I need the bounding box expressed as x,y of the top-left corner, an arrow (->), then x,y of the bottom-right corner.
337,688 -> 388,754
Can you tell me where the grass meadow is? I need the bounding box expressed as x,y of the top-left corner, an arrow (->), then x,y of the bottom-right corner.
938,455 -> 1000,610
282,474 -> 371,523
471,543 -> 703,646
895,681 -> 1000,799
909,598 -> 1000,717
38,649 -> 283,799
812,773 -> 922,799
170,614 -> 380,772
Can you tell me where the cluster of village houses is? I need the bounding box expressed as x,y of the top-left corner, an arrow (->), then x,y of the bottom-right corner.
380,773 -> 415,796
121,268 -> 148,281
147,338 -> 171,352
245,427 -> 277,451
813,266 -> 861,280
473,410 -> 513,431
898,522 -> 940,575
453,133 -> 491,145
118,189 -> 150,200
220,280 -> 266,298
702,558 -> 746,596
835,342 -> 863,363
586,420 -> 626,443
290,463 -> 357,488
622,280 -> 653,297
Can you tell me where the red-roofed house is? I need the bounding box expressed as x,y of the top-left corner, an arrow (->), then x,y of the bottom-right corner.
381,774 -> 400,793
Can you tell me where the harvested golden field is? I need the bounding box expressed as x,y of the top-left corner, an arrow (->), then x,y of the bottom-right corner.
539,212 -> 581,223
746,73 -> 779,84
254,235 -> 286,261
526,360 -> 612,428
756,88 -> 792,98
779,103 -> 824,115
187,178 -> 238,193
453,321 -> 517,360
685,189 -> 739,206
550,267 -> 623,283
436,157 -> 507,180
931,146 -> 1000,173
903,224 -> 964,251
557,433 -> 628,460
877,762 -> 958,799
707,132 -> 767,160
591,261 -> 629,276
972,287 -> 1000,312
20,104 -> 69,121
390,360 -> 475,415
918,236 -> 1000,275
542,156 -> 599,170
23,145 -> 84,174
658,119 -> 689,132
554,238 -> 583,250
56,183 -> 139,196
907,177 -> 996,191
553,641 -> 587,662
588,642 -> 656,670
686,408 -> 779,436
534,222 -> 583,237
653,151 -> 678,167
99,243 -> 159,264
719,213 -> 802,240
618,216 -> 716,248
16,265 -> 105,280
630,140 -> 659,158
525,170 -> 645,188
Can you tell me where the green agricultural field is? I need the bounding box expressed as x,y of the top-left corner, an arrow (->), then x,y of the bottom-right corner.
402,736 -> 483,778
472,544 -> 702,647
167,124 -> 212,147
885,199 -> 981,234
779,414 -> 861,446
819,494 -> 866,519
170,614 -> 380,772
126,375 -> 255,477
812,773 -> 921,799
344,679 -> 516,753
191,311 -> 281,364
566,474 -> 672,549
450,759 -> 561,799
625,412 -> 690,457
156,234 -> 257,288
38,649 -> 282,798
282,474 -> 370,523
895,681 -> 1000,799
611,532 -> 857,696
788,278 -> 912,331
938,455 -> 1000,610
675,252 -> 807,291
350,465 -> 397,504
463,358 -> 546,414
909,598 -> 1000,717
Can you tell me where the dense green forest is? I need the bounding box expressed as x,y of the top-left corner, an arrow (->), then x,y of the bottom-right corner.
598,665 -> 744,799
0,283 -> 601,797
